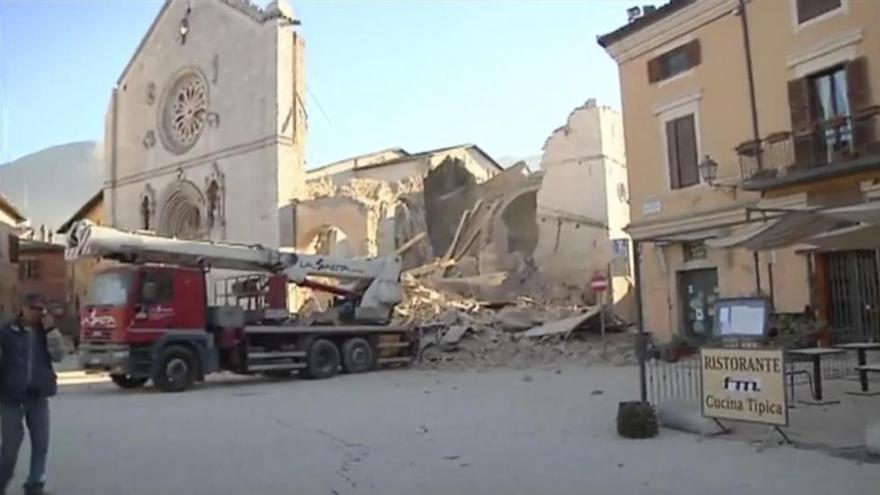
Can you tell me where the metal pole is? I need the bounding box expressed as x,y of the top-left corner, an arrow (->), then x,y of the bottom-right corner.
633,240 -> 648,402
753,251 -> 762,294
602,262 -> 611,358
601,293 -> 607,359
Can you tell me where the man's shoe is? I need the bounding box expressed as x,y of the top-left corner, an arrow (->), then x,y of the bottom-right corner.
23,482 -> 50,495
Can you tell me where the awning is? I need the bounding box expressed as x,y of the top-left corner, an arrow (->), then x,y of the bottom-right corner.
807,224 -> 880,251
821,201 -> 880,225
705,212 -> 842,251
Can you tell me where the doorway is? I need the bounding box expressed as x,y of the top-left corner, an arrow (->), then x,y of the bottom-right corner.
678,268 -> 719,338
824,250 -> 880,342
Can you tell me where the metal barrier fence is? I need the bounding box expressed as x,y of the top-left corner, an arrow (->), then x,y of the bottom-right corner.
645,348 -> 859,405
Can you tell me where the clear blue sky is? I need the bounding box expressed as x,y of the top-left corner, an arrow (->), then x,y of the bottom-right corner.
0,0 -> 625,167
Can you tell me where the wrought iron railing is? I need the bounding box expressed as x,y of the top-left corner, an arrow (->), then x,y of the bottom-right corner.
737,108 -> 880,182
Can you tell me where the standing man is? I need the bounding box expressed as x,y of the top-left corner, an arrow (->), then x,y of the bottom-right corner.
0,294 -> 66,495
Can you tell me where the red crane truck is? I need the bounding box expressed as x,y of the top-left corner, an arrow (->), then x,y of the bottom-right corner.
65,221 -> 417,392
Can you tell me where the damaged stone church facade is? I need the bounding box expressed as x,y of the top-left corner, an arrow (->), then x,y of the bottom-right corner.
104,0 -> 306,247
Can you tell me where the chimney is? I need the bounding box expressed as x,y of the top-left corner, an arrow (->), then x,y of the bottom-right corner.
627,6 -> 642,22
643,5 -> 658,15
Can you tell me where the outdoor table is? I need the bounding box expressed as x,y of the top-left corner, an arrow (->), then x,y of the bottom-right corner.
834,342 -> 880,395
786,347 -> 846,405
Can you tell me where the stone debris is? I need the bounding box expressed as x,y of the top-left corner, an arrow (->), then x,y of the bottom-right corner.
523,309 -> 601,339
395,266 -> 636,370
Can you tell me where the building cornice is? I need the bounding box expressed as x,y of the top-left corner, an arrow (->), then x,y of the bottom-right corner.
604,0 -> 738,64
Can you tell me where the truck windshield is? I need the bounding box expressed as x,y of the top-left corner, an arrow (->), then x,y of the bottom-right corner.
87,271 -> 133,306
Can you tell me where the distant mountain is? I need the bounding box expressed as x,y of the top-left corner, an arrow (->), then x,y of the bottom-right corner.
0,141 -> 103,231
498,154 -> 543,171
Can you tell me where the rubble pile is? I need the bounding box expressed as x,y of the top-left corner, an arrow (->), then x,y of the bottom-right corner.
394,271 -> 636,370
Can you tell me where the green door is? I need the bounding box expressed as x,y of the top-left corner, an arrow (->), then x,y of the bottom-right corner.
679,268 -> 719,338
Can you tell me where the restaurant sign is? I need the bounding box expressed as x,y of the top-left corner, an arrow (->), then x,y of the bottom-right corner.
700,347 -> 788,426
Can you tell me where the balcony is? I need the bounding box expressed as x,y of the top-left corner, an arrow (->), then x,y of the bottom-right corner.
738,107 -> 880,192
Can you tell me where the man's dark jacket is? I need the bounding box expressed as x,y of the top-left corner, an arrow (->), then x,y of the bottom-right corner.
0,319 -> 58,402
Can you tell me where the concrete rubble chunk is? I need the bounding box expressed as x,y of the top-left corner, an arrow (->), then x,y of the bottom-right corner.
441,325 -> 470,345
495,307 -> 537,332
523,308 -> 600,339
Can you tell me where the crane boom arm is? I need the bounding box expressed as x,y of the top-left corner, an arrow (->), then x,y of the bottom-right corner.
65,221 -> 403,322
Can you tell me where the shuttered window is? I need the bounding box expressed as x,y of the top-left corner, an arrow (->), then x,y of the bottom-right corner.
796,0 -> 842,24
787,56 -> 874,165
647,40 -> 701,84
666,114 -> 700,190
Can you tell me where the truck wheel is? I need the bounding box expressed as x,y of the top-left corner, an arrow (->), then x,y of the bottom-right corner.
342,338 -> 374,373
304,339 -> 340,379
110,374 -> 148,389
153,345 -> 198,392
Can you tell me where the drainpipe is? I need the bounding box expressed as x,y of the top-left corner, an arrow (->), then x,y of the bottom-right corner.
738,0 -> 763,170
633,240 -> 647,403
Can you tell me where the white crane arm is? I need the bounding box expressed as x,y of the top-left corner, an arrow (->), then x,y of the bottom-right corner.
65,221 -> 402,322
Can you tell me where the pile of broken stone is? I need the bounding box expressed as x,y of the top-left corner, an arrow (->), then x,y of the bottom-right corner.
393,267 -> 637,370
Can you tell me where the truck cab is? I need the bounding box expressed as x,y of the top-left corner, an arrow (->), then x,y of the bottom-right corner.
79,265 -> 218,389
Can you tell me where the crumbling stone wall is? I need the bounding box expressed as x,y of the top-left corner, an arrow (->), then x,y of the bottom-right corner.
423,157 -> 478,256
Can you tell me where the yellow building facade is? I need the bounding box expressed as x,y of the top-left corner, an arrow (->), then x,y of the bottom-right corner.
600,0 -> 880,342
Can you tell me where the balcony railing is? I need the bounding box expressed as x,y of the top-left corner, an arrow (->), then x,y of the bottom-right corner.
738,107 -> 880,184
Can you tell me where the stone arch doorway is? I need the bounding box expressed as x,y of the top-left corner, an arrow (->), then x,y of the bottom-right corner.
158,179 -> 205,239
501,188 -> 539,256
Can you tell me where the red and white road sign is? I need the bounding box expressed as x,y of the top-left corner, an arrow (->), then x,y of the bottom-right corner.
589,273 -> 608,292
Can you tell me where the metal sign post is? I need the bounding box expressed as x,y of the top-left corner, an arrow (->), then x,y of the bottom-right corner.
590,270 -> 610,358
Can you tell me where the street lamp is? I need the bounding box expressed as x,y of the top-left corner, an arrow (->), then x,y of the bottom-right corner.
698,155 -> 718,184
698,155 -> 737,196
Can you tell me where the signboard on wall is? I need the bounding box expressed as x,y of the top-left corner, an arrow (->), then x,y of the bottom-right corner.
700,347 -> 787,426
713,297 -> 770,338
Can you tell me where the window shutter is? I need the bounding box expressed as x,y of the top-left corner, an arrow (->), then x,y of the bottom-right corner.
647,57 -> 662,83
685,40 -> 701,69
787,78 -> 813,131
788,77 -> 817,165
846,57 -> 871,111
676,116 -> 700,187
844,56 -> 877,153
666,120 -> 681,189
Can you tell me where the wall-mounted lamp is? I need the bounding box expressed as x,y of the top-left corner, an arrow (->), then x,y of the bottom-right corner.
699,155 -> 737,196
